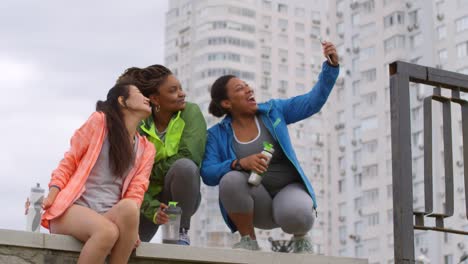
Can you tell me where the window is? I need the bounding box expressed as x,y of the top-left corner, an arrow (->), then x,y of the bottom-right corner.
352,13 -> 360,26
338,155 -> 346,170
363,92 -> 377,106
408,10 -> 419,25
360,46 -> 375,61
352,35 -> 360,49
294,7 -> 305,17
311,11 -> 320,22
410,33 -> 423,49
362,69 -> 377,82
278,34 -> 288,44
363,140 -> 378,154
361,0 -> 375,14
457,42 -> 468,58
384,35 -> 405,53
363,164 -> 378,179
361,22 -> 376,38
354,173 -> 362,187
364,188 -> 379,205
295,67 -> 305,78
262,0 -> 272,10
339,226 -> 347,241
367,212 -> 380,226
278,49 -> 288,61
387,209 -> 393,223
352,81 -> 360,96
337,22 -> 344,36
456,16 -> 468,32
278,19 -> 288,30
295,37 -> 305,48
355,221 -> 364,234
262,61 -> 272,71
339,179 -> 346,193
353,126 -> 361,140
337,111 -> 345,124
278,3 -> 288,14
437,25 -> 447,40
383,11 -> 404,28
295,83 -> 305,92
438,49 -> 448,62
295,22 -> 305,32
362,117 -> 378,131
443,254 -> 453,264
353,103 -> 360,118
354,197 -> 363,210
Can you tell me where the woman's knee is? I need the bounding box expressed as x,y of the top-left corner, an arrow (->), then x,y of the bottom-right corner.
97,222 -> 120,247
219,171 -> 248,195
275,206 -> 315,234
114,199 -> 139,226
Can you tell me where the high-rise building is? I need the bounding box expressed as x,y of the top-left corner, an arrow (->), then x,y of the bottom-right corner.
164,0 -> 330,252
164,0 -> 468,261
326,0 -> 468,263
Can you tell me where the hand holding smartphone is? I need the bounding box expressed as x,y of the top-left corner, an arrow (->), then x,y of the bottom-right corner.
319,37 -> 334,64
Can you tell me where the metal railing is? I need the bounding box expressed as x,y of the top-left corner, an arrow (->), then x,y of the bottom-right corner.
389,61 -> 468,263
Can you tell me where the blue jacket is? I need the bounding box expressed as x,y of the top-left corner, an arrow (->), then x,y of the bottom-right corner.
200,61 -> 339,232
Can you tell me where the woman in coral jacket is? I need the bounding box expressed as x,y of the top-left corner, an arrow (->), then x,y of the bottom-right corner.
201,42 -> 339,253
41,82 -> 156,264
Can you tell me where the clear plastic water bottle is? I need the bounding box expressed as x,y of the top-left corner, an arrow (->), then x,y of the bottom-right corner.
248,142 -> 275,186
26,183 -> 44,232
162,201 -> 182,244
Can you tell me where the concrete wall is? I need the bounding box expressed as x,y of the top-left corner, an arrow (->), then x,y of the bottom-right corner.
0,229 -> 367,264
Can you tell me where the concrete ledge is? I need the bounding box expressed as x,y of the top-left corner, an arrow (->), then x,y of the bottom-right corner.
0,229 -> 367,264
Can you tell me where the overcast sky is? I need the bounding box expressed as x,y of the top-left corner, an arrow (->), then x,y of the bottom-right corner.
0,0 -> 169,232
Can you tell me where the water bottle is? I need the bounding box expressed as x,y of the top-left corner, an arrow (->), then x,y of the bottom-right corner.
162,201 -> 182,244
26,183 -> 44,232
248,142 -> 275,186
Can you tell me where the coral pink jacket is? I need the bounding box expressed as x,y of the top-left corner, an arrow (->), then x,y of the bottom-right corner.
41,112 -> 156,229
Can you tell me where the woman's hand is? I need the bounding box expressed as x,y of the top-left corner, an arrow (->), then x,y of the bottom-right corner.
322,41 -> 339,66
154,203 -> 169,224
42,187 -> 60,210
239,153 -> 269,174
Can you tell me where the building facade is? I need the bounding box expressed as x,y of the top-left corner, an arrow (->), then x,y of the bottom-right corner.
326,0 -> 468,263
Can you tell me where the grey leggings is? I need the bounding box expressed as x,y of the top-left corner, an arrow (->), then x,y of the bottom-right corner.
139,158 -> 201,242
219,171 -> 315,235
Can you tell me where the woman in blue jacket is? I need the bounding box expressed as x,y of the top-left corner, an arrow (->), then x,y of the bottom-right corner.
200,41 -> 339,253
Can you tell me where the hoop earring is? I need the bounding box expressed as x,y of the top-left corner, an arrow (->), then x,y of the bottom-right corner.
154,104 -> 160,113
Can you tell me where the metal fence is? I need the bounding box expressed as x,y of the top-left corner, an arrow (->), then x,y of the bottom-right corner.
389,61 -> 468,263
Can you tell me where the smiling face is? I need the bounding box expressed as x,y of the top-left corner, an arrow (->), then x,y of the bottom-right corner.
149,74 -> 186,113
123,85 -> 152,117
221,77 -> 257,116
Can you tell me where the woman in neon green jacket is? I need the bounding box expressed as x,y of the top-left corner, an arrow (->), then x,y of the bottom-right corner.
118,65 -> 207,245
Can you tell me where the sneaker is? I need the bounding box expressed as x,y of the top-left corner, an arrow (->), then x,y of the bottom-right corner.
177,228 -> 190,246
292,235 -> 313,254
232,235 -> 261,251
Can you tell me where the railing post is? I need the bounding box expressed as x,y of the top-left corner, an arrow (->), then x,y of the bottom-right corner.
390,63 -> 415,264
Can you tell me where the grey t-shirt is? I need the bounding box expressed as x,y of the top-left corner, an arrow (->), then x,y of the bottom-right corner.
232,116 -> 301,197
74,136 -> 138,214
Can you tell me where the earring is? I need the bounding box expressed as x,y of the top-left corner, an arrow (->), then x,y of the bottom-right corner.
154,104 -> 160,112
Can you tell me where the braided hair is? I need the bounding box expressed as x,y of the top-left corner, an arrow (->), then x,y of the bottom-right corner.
118,65 -> 172,97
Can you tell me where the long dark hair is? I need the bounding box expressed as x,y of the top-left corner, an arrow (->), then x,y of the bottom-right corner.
209,75 -> 236,117
117,65 -> 172,98
96,82 -> 135,177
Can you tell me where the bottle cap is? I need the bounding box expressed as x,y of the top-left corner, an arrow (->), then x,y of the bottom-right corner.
263,141 -> 273,151
168,201 -> 178,207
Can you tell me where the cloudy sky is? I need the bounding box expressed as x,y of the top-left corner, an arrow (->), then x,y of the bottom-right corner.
0,0 -> 168,232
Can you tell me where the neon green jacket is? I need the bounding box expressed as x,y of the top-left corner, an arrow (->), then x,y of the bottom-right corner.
139,102 -> 207,221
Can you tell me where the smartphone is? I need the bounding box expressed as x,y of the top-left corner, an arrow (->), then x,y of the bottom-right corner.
319,37 -> 333,64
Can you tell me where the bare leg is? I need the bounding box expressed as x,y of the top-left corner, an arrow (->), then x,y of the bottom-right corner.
104,199 -> 140,264
228,212 -> 256,239
50,205 -> 119,264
